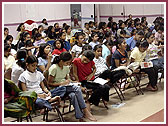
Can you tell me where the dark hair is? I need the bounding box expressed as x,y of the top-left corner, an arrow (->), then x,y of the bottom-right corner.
128,14 -> 132,18
118,20 -> 124,25
63,23 -> 67,28
42,18 -> 48,25
89,21 -> 94,25
42,18 -> 46,23
145,32 -> 152,39
105,31 -> 111,38
38,25 -> 43,30
59,32 -> 66,38
47,26 -> 55,39
134,18 -> 140,23
19,32 -> 30,42
108,17 -> 113,22
54,23 -> 59,27
17,23 -> 24,31
85,23 -> 89,26
131,29 -> 137,36
116,38 -> 125,49
4,44 -> 11,52
91,32 -> 98,38
104,40 -> 114,47
5,35 -> 13,41
82,44 -> 92,52
127,21 -> 133,28
136,40 -> 149,48
53,39 -> 64,49
26,55 -> 38,64
111,22 -> 118,32
88,32 -> 98,42
120,29 -> 126,35
37,43 -> 50,59
93,44 -> 102,51
141,16 -> 146,21
98,22 -> 106,30
32,28 -> 38,39
35,33 -> 42,40
98,32 -> 104,40
158,26 -> 164,32
4,27 -> 9,32
83,50 -> 95,61
25,40 -> 32,47
75,32 -> 83,40
135,23 -> 140,27
64,25 -> 71,33
52,52 -> 72,64
16,49 -> 27,69
119,22 -> 124,29
47,26 -> 54,33
136,30 -> 144,36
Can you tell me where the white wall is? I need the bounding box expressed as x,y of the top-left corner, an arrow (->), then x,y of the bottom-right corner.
96,4 -> 164,25
81,4 -> 94,28
4,3 -> 164,39
4,4 -> 71,39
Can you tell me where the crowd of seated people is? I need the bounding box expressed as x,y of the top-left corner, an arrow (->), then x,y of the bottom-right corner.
4,16 -> 164,122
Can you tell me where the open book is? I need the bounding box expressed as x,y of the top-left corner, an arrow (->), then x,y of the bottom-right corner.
140,61 -> 153,69
67,82 -> 81,86
93,78 -> 108,85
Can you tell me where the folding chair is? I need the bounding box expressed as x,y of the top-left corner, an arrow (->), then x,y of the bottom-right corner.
114,71 -> 145,101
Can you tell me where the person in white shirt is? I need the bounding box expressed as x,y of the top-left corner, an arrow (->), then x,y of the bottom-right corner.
11,49 -> 27,85
71,32 -> 84,58
89,32 -> 99,49
145,32 -> 164,69
93,44 -> 108,77
19,55 -> 60,113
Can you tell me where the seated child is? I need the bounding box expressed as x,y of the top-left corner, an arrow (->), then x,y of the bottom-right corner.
19,55 -> 60,113
71,32 -> 84,58
52,39 -> 67,55
93,44 -> 108,76
48,52 -> 96,121
72,50 -> 110,108
130,40 -> 158,91
11,49 -> 27,85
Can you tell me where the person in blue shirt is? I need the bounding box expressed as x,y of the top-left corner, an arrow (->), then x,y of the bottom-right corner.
126,30 -> 144,51
127,21 -> 136,33
102,40 -> 114,60
60,32 -> 71,51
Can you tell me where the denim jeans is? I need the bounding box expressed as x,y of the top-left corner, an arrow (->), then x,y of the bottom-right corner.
35,98 -> 52,110
151,57 -> 164,69
66,85 -> 86,119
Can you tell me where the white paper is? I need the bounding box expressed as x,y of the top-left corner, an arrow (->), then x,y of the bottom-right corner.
93,78 -> 108,85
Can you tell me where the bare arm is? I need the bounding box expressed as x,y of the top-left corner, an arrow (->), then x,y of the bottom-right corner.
20,82 -> 27,91
38,53 -> 52,73
48,75 -> 70,87
86,64 -> 96,81
72,64 -> 79,81
40,81 -> 49,94
71,52 -> 76,59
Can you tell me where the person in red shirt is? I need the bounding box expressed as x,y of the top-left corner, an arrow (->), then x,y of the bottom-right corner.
52,39 -> 67,55
72,50 -> 110,110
